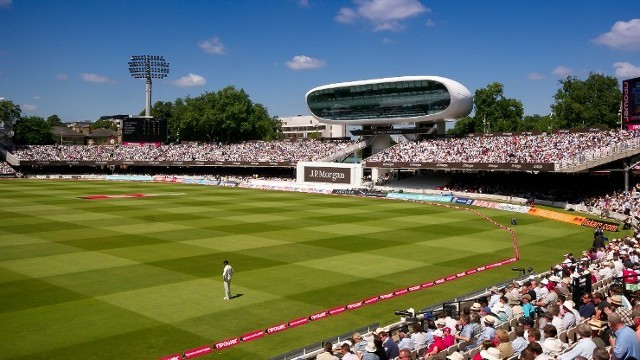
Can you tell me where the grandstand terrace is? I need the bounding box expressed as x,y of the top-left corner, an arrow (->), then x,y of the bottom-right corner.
0,160 -> 15,177
7,140 -> 365,169
365,129 -> 640,172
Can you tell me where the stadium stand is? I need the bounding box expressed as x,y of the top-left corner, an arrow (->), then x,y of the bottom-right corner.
366,129 -> 640,170
0,160 -> 16,177
9,140 -> 364,163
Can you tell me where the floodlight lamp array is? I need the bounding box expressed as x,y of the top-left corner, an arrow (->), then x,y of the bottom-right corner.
128,55 -> 170,79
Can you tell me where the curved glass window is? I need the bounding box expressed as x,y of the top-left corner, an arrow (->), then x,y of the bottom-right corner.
307,80 -> 451,121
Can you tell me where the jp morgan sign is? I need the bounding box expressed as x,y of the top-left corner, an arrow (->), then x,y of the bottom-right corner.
297,161 -> 363,187
304,166 -> 351,184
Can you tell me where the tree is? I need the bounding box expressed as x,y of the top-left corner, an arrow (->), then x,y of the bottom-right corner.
91,118 -> 117,131
448,82 -> 524,134
520,114 -> 563,132
46,114 -> 63,127
473,82 -> 524,132
13,116 -> 54,144
0,100 -> 21,135
447,116 -> 476,135
551,73 -> 621,129
147,101 -> 176,141
172,86 -> 281,143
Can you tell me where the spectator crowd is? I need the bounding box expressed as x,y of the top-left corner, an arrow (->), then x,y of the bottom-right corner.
366,130 -> 639,167
9,140 -> 362,163
0,161 -> 16,175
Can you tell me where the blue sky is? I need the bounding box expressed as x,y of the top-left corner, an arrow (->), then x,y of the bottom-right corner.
1,0 -> 639,122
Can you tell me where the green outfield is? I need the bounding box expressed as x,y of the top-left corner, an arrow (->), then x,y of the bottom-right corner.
0,180 -> 597,359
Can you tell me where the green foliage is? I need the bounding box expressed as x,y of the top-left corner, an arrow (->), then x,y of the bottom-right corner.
449,75 -> 620,135
46,114 -> 63,127
447,116 -> 476,135
91,118 -> 117,131
449,82 -> 524,134
142,87 -> 280,143
551,73 -> 621,129
13,116 -> 55,144
521,114 -> 563,132
0,99 -> 21,129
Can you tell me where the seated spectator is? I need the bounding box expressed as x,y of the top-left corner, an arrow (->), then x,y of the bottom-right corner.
396,327 -> 414,352
541,324 -> 566,355
477,345 -> 501,360
339,343 -> 359,360
587,318 -> 607,349
424,329 -> 446,358
608,312 -> 640,360
521,294 -> 535,319
578,293 -> 596,320
495,328 -> 514,359
441,327 -> 455,348
527,327 -> 542,347
561,301 -> 577,330
557,322 -> 597,360
376,328 -> 399,360
634,308 -> 640,342
605,295 -> 635,327
453,314 -> 477,350
394,348 -> 411,360
592,292 -> 609,321
316,342 -> 338,360
511,325 -> 528,356
360,340 -> 381,360
352,332 -> 368,353
410,323 -> 428,353
477,315 -> 498,343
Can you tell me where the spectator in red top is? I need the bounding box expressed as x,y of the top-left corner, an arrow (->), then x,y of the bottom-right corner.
424,329 -> 446,358
623,263 -> 638,285
441,327 -> 455,348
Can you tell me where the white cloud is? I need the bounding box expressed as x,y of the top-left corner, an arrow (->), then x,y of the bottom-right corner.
198,36 -> 226,55
527,72 -> 546,81
336,0 -> 429,31
336,7 -> 358,24
298,0 -> 310,7
33,95 -> 40,100
173,73 -> 207,87
81,73 -> 115,83
56,73 -> 69,81
425,19 -> 435,27
592,19 -> 640,51
614,62 -> 640,79
0,0 -> 12,8
22,104 -> 37,112
552,66 -> 573,77
285,55 -> 326,70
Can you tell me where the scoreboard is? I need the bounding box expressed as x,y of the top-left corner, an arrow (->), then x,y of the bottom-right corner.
122,117 -> 167,144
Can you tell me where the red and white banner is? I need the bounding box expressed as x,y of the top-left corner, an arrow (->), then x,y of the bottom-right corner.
184,345 -> 212,359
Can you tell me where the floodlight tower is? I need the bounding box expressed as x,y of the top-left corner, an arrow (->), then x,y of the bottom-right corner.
128,55 -> 170,117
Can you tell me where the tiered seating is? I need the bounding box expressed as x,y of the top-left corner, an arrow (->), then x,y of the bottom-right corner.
366,129 -> 639,166
10,140 -> 364,164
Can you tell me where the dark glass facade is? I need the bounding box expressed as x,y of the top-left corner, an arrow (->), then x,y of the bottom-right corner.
306,80 -> 451,121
